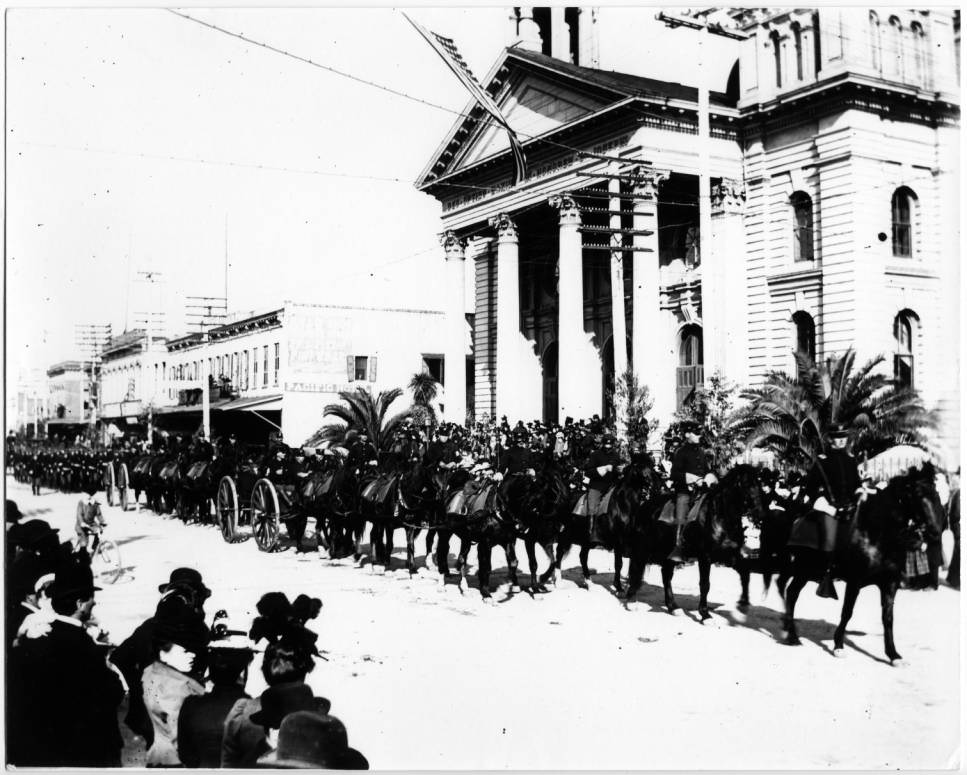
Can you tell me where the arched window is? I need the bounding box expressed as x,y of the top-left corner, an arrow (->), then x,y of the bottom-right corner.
893,311 -> 917,388
792,311 -> 816,375
771,30 -> 783,87
792,23 -> 804,80
791,191 -> 814,261
891,187 -> 917,257
910,22 -> 926,86
869,12 -> 882,72
676,324 -> 704,409
887,16 -> 903,78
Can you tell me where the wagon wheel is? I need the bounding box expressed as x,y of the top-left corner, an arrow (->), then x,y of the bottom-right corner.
217,476 -> 240,543
251,478 -> 281,552
103,462 -> 116,507
118,463 -> 130,511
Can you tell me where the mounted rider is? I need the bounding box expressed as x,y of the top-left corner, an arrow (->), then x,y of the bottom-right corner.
668,421 -> 712,563
573,433 -> 622,521
801,423 -> 862,600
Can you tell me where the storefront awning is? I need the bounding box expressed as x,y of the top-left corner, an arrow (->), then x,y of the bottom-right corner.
154,398 -> 233,416
221,394 -> 282,412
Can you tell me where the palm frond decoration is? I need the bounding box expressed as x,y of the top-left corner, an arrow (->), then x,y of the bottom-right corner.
729,348 -> 936,472
305,386 -> 412,451
407,372 -> 440,429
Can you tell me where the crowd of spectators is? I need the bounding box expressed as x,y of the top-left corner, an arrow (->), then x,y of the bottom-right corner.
6,498 -> 367,769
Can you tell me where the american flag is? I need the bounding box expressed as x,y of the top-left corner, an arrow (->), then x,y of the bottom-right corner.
404,13 -> 527,185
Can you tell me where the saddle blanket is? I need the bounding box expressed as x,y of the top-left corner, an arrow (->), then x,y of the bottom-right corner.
361,475 -> 396,505
572,487 -> 614,518
788,512 -> 844,553
447,483 -> 497,515
657,493 -> 707,525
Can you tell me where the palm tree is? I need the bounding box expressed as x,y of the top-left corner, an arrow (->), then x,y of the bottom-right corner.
731,349 -> 937,471
408,372 -> 440,430
305,386 -> 411,452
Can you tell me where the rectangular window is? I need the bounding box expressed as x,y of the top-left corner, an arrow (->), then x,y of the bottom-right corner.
422,355 -> 445,386
273,343 -> 280,386
253,348 -> 259,387
354,356 -> 369,382
263,346 -> 269,386
894,354 -> 914,388
243,351 -> 250,390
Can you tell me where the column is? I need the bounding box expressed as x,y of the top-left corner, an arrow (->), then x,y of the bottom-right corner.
440,230 -> 467,425
550,6 -> 569,61
550,193 -> 600,421
491,213 -> 521,422
707,178 -> 748,384
629,168 -> 673,423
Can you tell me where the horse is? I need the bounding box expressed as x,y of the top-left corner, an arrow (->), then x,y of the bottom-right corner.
500,461 -> 572,590
398,462 -> 469,576
179,459 -> 217,524
553,455 -> 666,594
627,464 -> 767,619
781,462 -> 945,663
434,473 -> 523,599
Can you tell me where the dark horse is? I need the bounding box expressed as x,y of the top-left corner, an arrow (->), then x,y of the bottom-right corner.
627,464 -> 766,619
781,463 -> 945,663
554,455 -> 666,594
434,474 -> 524,599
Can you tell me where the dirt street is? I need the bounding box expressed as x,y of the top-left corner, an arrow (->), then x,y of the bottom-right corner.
6,478 -> 960,770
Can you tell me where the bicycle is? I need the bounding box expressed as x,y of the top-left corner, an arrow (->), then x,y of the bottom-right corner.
76,502 -> 124,584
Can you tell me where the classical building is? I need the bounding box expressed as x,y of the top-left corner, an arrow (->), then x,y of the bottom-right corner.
418,7 -> 960,464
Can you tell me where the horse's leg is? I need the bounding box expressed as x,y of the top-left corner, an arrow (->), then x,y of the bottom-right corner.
425,528 -> 436,570
625,547 -> 645,601
477,541 -> 493,599
579,544 -> 593,585
833,581 -> 861,655
737,563 -> 751,612
613,550 -> 624,593
537,541 -> 557,586
504,540 -> 520,590
524,537 -> 539,589
698,559 -> 712,620
880,580 -> 902,663
661,561 -> 679,614
405,526 -> 418,575
782,569 -> 808,646
436,529 -> 451,579
384,524 -> 395,569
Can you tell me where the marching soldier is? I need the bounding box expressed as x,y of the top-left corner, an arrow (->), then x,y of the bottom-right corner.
802,424 -> 861,599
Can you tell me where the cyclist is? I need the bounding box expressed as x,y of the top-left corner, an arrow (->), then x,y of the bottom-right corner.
75,498 -> 107,554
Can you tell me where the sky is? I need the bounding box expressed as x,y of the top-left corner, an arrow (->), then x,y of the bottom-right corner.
5,5 -> 737,389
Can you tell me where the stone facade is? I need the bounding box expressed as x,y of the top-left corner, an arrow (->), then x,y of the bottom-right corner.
418,7 -> 959,465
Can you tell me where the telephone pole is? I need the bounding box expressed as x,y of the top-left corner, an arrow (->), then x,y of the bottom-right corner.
186,296 -> 228,439
136,270 -> 164,448
74,323 -> 112,443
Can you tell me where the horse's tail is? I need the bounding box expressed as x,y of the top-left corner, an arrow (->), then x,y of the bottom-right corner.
762,572 -> 772,596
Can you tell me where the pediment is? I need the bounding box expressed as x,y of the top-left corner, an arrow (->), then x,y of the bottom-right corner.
455,75 -> 608,169
418,50 -> 621,187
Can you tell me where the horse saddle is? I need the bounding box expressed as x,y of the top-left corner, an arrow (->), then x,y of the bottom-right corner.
361,474 -> 397,506
658,498 -> 676,524
160,461 -> 180,478
574,486 -> 615,519
187,462 -> 208,480
447,481 -> 497,515
788,511 -> 849,553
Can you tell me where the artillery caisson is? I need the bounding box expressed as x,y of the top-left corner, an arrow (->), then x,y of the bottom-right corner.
216,461 -> 285,552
